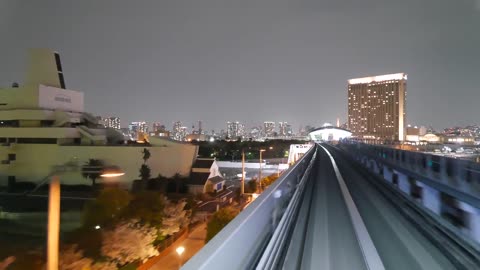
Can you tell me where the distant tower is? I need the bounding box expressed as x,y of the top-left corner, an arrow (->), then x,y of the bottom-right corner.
336,118 -> 340,128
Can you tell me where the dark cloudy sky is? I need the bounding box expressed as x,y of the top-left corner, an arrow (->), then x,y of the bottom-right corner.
1,0 -> 479,132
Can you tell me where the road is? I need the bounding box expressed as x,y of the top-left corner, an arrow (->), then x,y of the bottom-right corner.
149,223 -> 207,270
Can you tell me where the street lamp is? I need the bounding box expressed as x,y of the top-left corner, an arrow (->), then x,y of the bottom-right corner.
47,163 -> 124,270
176,246 -> 185,269
259,149 -> 266,191
100,166 -> 125,178
241,149 -> 245,195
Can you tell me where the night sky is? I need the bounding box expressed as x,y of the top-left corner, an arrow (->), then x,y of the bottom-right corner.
1,0 -> 479,132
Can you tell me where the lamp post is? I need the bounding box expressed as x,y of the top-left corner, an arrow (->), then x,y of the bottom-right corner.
176,246 -> 185,269
259,149 -> 266,191
47,175 -> 60,270
241,149 -> 245,195
46,164 -> 124,270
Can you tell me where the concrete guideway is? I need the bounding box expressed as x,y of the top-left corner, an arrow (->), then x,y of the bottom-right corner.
183,143 -> 480,269
319,145 -> 385,270
254,145 -> 380,270
298,147 -> 370,270
322,144 -> 459,270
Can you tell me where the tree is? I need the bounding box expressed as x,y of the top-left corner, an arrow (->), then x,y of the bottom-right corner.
66,227 -> 103,259
82,159 -> 104,186
82,188 -> 132,228
139,164 -> 151,181
0,256 -> 15,270
206,207 -> 239,242
101,220 -> 159,266
246,179 -> 258,193
173,173 -> 186,193
122,191 -> 165,227
140,148 -> 152,182
159,199 -> 191,237
3,250 -> 43,270
57,245 -> 93,270
261,175 -> 279,188
142,148 -> 151,164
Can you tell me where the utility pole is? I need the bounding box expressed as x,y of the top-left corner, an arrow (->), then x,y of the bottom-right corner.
241,149 -> 245,195
259,149 -> 265,192
47,176 -> 60,270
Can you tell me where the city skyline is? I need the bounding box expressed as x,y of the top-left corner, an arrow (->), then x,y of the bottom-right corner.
1,1 -> 480,131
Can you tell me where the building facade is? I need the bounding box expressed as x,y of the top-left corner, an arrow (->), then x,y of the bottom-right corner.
0,49 -> 198,187
102,117 -> 121,129
264,121 -> 275,137
129,121 -> 148,135
152,122 -> 162,133
226,121 -> 244,140
348,73 -> 407,141
278,122 -> 287,137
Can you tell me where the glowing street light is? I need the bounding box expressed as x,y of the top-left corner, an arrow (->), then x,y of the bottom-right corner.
176,246 -> 185,269
176,246 -> 185,256
99,166 -> 125,178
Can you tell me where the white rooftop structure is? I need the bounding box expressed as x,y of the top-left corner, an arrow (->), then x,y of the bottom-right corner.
348,73 -> 407,85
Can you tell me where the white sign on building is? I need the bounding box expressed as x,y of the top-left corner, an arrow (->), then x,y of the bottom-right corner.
38,85 -> 84,112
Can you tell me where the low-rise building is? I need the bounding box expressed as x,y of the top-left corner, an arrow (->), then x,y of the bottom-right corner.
0,49 -> 198,188
440,135 -> 475,145
186,158 -> 224,194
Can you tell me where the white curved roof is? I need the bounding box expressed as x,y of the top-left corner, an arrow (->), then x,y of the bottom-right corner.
309,126 -> 352,141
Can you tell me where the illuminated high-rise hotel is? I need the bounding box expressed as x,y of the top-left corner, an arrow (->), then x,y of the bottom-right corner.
347,73 -> 407,141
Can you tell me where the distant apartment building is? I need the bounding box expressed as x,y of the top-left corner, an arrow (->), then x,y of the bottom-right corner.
197,120 -> 203,135
264,121 -> 275,137
178,126 -> 188,141
285,124 -> 293,137
226,121 -> 244,140
276,122 -> 293,138
152,122 -> 162,133
129,121 -> 148,139
171,121 -> 188,141
249,126 -> 261,140
150,122 -> 169,137
172,121 -> 182,139
348,73 -> 407,141
102,117 -> 121,129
